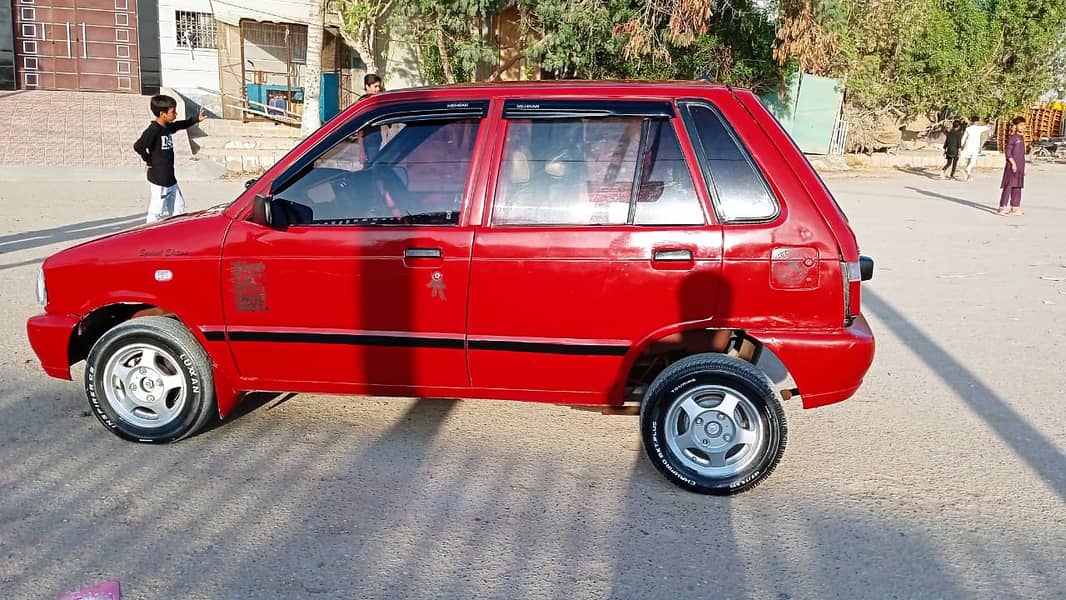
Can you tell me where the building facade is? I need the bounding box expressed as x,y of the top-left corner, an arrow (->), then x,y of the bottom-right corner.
1,0 -> 160,94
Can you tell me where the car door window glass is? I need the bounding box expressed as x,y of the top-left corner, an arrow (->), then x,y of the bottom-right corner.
274,118 -> 480,226
685,104 -> 778,222
493,117 -> 702,226
633,121 -> 703,225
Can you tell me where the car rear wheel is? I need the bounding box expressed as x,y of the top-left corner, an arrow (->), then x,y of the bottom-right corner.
85,316 -> 216,443
640,353 -> 787,495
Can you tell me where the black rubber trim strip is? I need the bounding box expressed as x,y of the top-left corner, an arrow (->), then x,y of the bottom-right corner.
227,331 -> 465,349
468,340 -> 629,356
215,330 -> 628,356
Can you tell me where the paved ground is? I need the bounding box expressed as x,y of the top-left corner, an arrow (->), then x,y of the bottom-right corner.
0,166 -> 1064,599
0,90 -> 224,181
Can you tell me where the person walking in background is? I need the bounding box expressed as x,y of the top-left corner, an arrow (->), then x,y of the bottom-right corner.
133,95 -> 206,223
997,116 -> 1028,216
941,120 -> 964,179
960,116 -> 989,181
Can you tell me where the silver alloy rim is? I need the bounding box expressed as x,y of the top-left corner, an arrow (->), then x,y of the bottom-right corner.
664,383 -> 765,478
101,343 -> 188,429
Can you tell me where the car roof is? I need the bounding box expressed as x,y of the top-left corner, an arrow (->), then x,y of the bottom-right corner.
366,80 -> 741,102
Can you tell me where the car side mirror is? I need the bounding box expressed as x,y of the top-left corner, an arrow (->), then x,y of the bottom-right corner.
251,194 -> 274,226
252,194 -> 313,228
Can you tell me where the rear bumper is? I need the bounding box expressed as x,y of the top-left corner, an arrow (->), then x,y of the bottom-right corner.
750,313 -> 875,409
26,313 -> 79,380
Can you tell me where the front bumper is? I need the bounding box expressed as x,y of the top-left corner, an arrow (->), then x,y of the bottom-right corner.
26,313 -> 80,380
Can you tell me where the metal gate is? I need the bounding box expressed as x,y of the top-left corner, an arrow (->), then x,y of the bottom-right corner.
13,0 -> 140,92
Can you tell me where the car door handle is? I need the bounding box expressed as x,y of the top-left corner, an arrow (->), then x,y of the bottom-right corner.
653,249 -> 693,261
405,247 -> 442,259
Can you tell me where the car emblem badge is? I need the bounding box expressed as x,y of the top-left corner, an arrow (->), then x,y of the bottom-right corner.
427,271 -> 447,300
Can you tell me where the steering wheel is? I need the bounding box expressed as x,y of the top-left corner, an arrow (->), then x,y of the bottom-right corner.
371,168 -> 410,222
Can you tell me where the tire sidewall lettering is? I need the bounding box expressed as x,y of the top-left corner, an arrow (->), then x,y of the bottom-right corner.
650,420 -> 697,487
85,364 -> 118,430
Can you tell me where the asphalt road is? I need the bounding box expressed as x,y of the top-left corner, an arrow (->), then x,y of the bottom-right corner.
1,167 -> 1064,599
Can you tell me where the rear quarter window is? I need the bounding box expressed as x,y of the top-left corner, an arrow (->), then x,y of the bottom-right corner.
682,102 -> 778,223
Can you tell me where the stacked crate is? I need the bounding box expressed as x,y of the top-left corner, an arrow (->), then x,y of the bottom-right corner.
996,105 -> 1065,149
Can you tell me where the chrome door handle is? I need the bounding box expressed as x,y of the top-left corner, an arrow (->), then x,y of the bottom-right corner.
81,23 -> 87,59
66,23 -> 72,58
404,248 -> 442,259
653,249 -> 693,261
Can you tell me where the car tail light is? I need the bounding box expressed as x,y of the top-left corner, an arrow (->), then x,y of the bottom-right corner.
842,257 -> 873,326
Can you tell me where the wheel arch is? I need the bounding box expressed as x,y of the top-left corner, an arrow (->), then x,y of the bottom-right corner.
69,303 -> 183,366
617,326 -> 799,404
71,303 -> 243,420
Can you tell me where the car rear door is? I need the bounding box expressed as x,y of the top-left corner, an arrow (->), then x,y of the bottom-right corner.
466,99 -> 724,401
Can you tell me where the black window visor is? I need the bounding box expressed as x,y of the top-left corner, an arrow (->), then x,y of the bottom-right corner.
268,100 -> 489,196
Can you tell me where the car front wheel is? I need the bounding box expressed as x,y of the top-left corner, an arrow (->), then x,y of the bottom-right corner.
85,316 -> 217,443
641,353 -> 787,495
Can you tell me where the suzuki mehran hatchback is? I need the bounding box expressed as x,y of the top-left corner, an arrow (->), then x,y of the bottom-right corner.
28,82 -> 874,495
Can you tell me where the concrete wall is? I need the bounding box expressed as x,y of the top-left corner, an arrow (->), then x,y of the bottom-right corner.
158,0 -> 219,90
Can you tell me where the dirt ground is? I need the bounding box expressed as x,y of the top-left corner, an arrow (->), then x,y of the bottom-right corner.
0,166 -> 1063,599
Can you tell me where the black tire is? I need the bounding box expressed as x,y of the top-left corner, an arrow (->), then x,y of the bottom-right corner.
85,316 -> 217,443
640,353 -> 787,495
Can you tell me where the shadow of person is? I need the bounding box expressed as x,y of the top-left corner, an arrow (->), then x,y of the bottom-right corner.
905,186 -> 998,214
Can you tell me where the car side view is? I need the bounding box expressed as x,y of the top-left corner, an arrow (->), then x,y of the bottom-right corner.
27,82 -> 874,495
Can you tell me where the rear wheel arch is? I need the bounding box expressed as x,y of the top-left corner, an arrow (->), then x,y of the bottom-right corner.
620,328 -> 798,402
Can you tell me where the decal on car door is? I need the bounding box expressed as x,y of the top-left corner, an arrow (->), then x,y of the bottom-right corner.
427,271 -> 447,300
230,261 -> 268,312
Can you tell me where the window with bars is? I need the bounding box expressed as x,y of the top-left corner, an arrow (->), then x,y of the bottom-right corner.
175,11 -> 217,49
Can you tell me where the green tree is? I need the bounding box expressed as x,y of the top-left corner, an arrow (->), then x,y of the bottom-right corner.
332,0 -> 396,75
390,0 -> 510,83
775,0 -> 1066,120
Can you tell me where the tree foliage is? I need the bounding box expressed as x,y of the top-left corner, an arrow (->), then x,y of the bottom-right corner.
333,0 -> 396,75
776,0 -> 1066,120
334,0 -> 1065,122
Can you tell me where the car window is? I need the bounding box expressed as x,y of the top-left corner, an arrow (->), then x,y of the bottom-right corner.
684,104 -> 778,222
493,117 -> 703,226
633,121 -> 704,225
274,118 -> 480,226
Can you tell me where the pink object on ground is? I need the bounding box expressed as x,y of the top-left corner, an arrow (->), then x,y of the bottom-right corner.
57,580 -> 121,600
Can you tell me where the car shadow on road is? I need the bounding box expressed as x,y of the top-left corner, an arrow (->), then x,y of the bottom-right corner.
904,186 -> 999,214
864,288 -> 1066,501
0,214 -> 143,255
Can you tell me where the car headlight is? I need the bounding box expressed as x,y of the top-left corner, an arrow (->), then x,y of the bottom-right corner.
36,268 -> 47,306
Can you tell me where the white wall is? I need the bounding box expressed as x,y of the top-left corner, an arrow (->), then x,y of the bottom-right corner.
159,0 -> 220,90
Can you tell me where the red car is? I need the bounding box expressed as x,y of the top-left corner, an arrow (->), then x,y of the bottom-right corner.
27,82 -> 874,495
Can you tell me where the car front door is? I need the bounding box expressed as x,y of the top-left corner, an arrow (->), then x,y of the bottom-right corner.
467,100 -> 723,401
220,101 -> 490,394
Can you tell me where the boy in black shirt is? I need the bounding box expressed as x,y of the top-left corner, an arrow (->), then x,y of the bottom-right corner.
134,95 -> 206,223
941,119 -> 964,180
